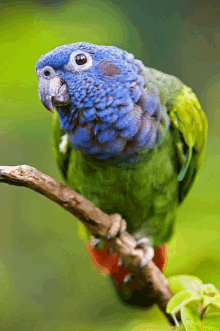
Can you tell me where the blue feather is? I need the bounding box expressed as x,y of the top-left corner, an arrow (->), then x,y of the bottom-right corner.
143,95 -> 157,116
84,100 -> 94,108
98,128 -> 117,143
101,113 -> 118,124
95,101 -> 107,110
130,86 -> 142,103
83,107 -> 96,118
97,106 -> 115,118
70,127 -> 92,149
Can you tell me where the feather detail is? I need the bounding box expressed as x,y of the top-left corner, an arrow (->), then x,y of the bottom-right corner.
177,146 -> 193,181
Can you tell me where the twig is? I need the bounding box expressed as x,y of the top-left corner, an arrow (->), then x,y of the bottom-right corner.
0,164 -> 178,325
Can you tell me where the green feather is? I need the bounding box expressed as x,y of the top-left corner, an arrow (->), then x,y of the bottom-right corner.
146,68 -> 208,202
178,146 -> 193,181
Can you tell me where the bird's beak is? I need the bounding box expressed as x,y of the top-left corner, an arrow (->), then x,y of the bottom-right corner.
38,75 -> 71,112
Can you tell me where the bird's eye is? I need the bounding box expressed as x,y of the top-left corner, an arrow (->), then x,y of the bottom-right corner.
44,69 -> 51,77
75,54 -> 87,65
66,50 -> 93,71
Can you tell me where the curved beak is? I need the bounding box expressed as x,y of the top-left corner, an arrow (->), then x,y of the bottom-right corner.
38,75 -> 71,112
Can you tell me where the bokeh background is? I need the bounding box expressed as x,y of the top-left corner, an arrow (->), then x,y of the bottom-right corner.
0,0 -> 220,330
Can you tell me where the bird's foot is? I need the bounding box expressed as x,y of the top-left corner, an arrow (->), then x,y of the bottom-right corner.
90,213 -> 127,253
122,237 -> 154,283
90,236 -> 102,248
135,237 -> 154,272
107,213 -> 127,240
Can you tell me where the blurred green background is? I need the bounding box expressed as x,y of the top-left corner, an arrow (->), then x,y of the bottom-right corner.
0,0 -> 220,330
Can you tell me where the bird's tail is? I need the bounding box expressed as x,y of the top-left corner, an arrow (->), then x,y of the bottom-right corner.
85,243 -> 167,308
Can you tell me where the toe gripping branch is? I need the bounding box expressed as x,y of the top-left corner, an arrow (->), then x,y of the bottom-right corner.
90,213 -> 127,248
87,213 -> 167,285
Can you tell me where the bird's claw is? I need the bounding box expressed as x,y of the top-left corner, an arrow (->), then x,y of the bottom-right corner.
135,238 -> 154,272
90,235 -> 102,248
135,237 -> 152,248
90,214 -> 126,250
121,238 -> 154,284
109,247 -> 114,254
118,259 -> 124,267
90,236 -> 115,254
123,273 -> 134,284
106,213 -> 127,241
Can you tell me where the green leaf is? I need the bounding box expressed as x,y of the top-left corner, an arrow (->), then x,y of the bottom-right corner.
210,296 -> 220,311
202,312 -> 220,330
166,290 -> 201,327
203,295 -> 217,309
203,284 -> 219,297
167,290 -> 200,314
168,275 -> 203,296
202,284 -> 219,309
181,303 -> 201,331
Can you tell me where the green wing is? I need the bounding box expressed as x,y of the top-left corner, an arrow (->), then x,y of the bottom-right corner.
147,68 -> 208,202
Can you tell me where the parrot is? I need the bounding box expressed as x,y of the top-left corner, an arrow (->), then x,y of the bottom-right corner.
35,42 -> 207,308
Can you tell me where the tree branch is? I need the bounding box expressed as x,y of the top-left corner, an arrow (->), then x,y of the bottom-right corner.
0,164 -> 178,325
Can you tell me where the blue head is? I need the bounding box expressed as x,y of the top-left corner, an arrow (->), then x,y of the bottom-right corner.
36,42 -> 162,161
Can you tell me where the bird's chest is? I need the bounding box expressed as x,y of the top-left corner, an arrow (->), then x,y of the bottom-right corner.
67,133 -> 178,234
67,124 -> 128,161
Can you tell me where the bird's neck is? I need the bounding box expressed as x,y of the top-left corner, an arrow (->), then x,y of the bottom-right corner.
56,74 -> 170,163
